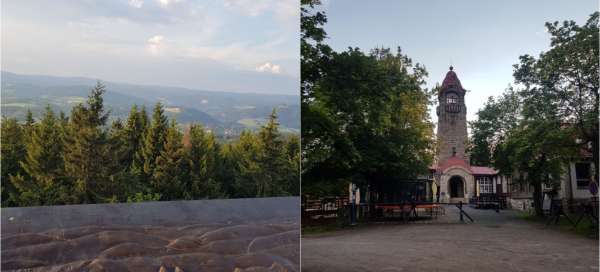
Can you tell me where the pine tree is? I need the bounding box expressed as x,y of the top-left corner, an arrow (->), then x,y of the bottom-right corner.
1,117 -> 26,206
23,109 -> 35,138
63,82 -> 115,203
138,105 -> 149,131
131,105 -> 148,179
257,109 -> 287,196
140,103 -> 168,182
10,106 -> 66,205
216,143 -> 237,197
121,105 -> 147,168
152,120 -> 186,199
107,118 -> 142,201
187,123 -> 222,198
109,118 -> 128,165
230,130 -> 262,197
284,134 -> 300,196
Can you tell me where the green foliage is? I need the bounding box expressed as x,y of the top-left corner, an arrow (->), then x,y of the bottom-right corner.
514,12 -> 599,180
63,82 -> 118,203
127,192 -> 162,203
256,109 -> 289,196
141,103 -> 169,182
187,123 -> 222,198
301,2 -> 434,197
468,89 -> 521,166
283,134 -> 301,195
1,117 -> 26,206
10,106 -> 70,205
152,120 -> 187,199
470,12 -> 599,216
1,83 -> 299,207
229,131 -> 263,197
120,105 -> 148,168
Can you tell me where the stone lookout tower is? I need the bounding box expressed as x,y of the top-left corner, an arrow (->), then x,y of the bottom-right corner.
434,67 -> 474,203
436,66 -> 469,163
432,66 -> 504,203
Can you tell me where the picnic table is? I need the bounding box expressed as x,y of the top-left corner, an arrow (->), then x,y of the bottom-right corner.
374,202 -> 445,220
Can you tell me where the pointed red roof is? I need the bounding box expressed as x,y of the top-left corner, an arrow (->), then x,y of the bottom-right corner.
439,66 -> 463,95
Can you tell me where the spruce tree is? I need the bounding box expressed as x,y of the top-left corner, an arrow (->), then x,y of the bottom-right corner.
23,109 -> 35,138
187,123 -> 222,198
140,103 -> 168,182
284,135 -> 300,196
122,105 -> 147,168
63,82 -> 114,203
1,117 -> 26,206
11,106 -> 66,205
230,130 -> 262,197
152,120 -> 186,199
257,109 -> 287,196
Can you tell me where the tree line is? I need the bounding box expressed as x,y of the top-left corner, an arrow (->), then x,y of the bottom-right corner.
301,0 -> 435,196
469,12 -> 599,216
1,83 -> 299,207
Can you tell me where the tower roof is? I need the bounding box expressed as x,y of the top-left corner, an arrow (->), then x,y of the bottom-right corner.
439,66 -> 463,95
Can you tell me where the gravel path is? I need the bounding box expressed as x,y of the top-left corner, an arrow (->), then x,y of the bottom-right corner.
301,207 -> 598,272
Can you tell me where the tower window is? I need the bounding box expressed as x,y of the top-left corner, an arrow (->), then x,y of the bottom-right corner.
447,96 -> 458,104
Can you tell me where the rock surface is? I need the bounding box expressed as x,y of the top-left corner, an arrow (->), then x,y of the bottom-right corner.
1,197 -> 299,272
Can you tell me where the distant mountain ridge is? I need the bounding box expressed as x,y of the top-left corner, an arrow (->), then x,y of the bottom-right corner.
1,71 -> 299,135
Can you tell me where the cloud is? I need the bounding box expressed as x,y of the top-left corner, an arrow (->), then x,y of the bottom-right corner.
223,0 -> 298,24
256,62 -> 281,74
158,0 -> 184,8
146,35 -> 165,55
128,0 -> 143,8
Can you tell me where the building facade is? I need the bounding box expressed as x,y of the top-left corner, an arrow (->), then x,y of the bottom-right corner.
433,67 -> 596,209
433,67 -> 504,203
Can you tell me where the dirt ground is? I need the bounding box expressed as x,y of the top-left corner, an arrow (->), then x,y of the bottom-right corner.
301,207 -> 599,272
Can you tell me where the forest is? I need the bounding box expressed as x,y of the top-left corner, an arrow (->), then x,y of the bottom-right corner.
1,83 -> 300,207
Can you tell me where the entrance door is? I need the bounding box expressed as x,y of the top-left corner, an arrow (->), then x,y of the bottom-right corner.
449,176 -> 464,198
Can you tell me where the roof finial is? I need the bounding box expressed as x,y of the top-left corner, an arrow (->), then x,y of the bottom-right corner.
449,65 -> 454,71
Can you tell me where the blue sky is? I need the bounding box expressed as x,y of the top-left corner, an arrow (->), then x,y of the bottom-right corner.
319,0 -> 597,125
1,0 -> 299,95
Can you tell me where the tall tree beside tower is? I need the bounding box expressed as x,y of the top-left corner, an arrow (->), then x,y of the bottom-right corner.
512,12 -> 599,182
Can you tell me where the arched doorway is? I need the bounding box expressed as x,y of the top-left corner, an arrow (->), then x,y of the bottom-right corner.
449,176 -> 464,198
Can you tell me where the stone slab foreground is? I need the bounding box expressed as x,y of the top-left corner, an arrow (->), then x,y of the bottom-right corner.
1,197 -> 300,272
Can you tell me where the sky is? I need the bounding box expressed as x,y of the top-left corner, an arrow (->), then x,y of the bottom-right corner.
319,0 -> 597,126
1,0 -> 299,95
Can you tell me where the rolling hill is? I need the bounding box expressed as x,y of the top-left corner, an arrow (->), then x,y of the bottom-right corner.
1,71 -> 299,135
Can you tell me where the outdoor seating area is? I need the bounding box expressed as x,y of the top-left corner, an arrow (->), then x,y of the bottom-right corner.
301,195 -> 349,223
471,195 -> 507,209
374,203 -> 445,220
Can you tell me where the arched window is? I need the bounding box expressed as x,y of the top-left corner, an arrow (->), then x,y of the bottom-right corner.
446,95 -> 458,104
